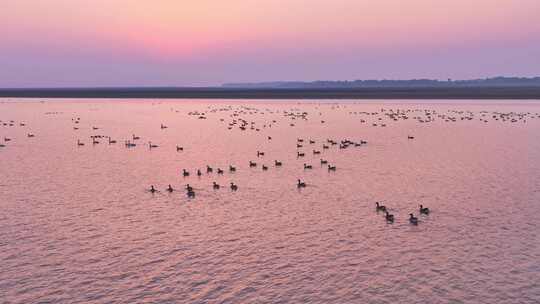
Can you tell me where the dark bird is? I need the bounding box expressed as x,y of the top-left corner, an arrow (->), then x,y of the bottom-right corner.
274,160 -> 282,166
385,211 -> 394,222
420,204 -> 430,215
376,202 -> 387,212
409,213 -> 419,225
297,179 -> 306,188
230,182 -> 238,191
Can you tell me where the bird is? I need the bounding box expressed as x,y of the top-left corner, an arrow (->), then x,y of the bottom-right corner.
230,182 -> 238,191
328,165 -> 336,171
217,168 -> 224,174
304,163 -> 313,169
166,184 -> 174,192
409,214 -> 419,225
108,137 -> 117,144
262,165 -> 268,170
132,134 -> 140,140
206,165 -> 213,173
77,140 -> 85,146
176,146 -> 184,151
420,204 -> 430,215
182,169 -> 190,177
197,169 -> 202,176
297,152 -> 305,157
229,165 -> 236,172
249,161 -> 257,167
148,142 -> 158,148
408,136 -> 415,139
376,202 -> 387,212
27,133 -> 35,138
150,185 -> 157,193
187,189 -> 196,198
313,150 -> 321,155
185,184 -> 194,192
320,159 -> 328,164
257,151 -> 265,157
213,182 -> 220,190
297,179 -> 306,188
385,211 -> 394,222
274,160 -> 282,166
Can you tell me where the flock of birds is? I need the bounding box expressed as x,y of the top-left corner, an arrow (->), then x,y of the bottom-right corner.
2,104 -> 539,227
375,201 -> 430,225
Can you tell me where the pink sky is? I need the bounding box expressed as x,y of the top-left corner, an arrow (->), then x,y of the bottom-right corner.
1,0 -> 539,87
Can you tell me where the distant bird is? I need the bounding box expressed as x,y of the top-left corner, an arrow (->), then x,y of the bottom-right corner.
385,211 -> 394,222
408,136 -> 415,139
167,184 -> 174,192
187,189 -> 196,198
77,140 -> 85,146
230,182 -> 238,191
409,213 -> 419,225
304,163 -> 312,169
197,169 -> 202,176
262,164 -> 268,171
297,179 -> 306,188
132,134 -> 140,140
108,137 -> 117,144
274,160 -> 282,166
148,142 -> 158,148
320,159 -> 328,164
229,165 -> 236,172
150,185 -> 157,193
160,124 -> 168,129
27,133 -> 35,138
217,168 -> 224,174
249,161 -> 257,167
176,146 -> 184,151
182,169 -> 190,177
4,137 -> 11,142
185,184 -> 194,192
313,150 -> 321,155
328,165 -> 336,171
420,204 -> 430,215
207,165 -> 213,173
213,182 -> 220,190
376,202 -> 387,212
257,151 -> 265,157
297,152 -> 305,157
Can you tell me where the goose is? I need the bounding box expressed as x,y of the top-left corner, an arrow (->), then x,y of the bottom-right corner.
274,160 -> 282,166
206,165 -> 213,173
375,202 -> 387,212
4,137 -> 11,142
328,165 -> 336,171
217,168 -> 224,174
160,124 -> 168,129
409,214 -> 419,225
185,184 -> 194,192
297,179 -> 306,188
213,182 -> 220,190
77,140 -> 85,146
148,142 -> 158,148
297,144 -> 303,148
309,140 -> 316,144
385,211 -> 394,222
108,137 -> 117,144
304,163 -> 312,169
150,185 -> 157,193
229,165 -> 236,172
132,134 -> 140,140
262,165 -> 268,171
297,152 -> 305,157
187,189 -> 196,198
320,159 -> 328,164
166,184 -> 174,192
197,169 -> 202,176
27,133 -> 35,138
176,146 -> 184,151
323,145 -> 329,149
419,205 -> 430,215
257,151 -> 265,157
313,150 -> 321,155
297,138 -> 304,143
408,136 -> 414,139
230,182 -> 238,191
249,161 -> 257,167
182,169 -> 190,177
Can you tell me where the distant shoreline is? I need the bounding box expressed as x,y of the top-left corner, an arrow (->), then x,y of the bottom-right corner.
1,87 -> 540,99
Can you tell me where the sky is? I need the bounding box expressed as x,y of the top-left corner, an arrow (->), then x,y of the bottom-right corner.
1,0 -> 539,87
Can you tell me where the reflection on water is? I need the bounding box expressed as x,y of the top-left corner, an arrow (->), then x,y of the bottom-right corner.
1,99 -> 540,303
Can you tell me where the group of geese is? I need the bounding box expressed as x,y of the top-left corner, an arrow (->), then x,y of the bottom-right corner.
149,181 -> 239,198
375,202 -> 430,225
0,120 -> 35,148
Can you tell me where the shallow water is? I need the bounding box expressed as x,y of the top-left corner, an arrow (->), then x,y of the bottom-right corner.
1,99 -> 540,304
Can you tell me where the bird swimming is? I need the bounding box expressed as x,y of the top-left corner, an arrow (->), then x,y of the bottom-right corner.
376,202 -> 387,212
409,213 -> 419,225
420,204 -> 430,214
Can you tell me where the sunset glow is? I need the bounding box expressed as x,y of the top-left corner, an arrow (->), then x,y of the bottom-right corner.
2,0 -> 539,86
